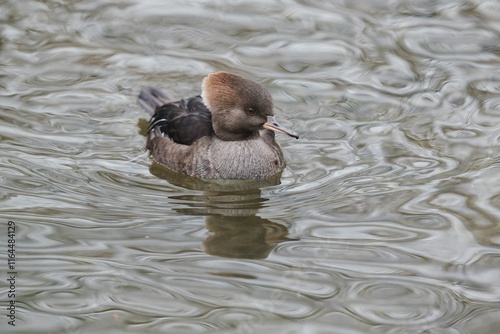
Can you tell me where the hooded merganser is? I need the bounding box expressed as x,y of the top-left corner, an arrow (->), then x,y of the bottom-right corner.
138,72 -> 298,179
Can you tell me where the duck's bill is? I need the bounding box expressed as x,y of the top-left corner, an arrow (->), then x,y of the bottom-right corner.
263,116 -> 299,139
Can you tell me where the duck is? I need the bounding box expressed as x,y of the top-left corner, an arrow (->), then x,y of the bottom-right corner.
137,71 -> 298,180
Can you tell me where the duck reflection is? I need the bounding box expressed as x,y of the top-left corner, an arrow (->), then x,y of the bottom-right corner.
150,162 -> 296,259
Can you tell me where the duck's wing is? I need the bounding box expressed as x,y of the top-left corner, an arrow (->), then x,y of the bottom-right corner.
138,88 -> 214,145
154,96 -> 214,145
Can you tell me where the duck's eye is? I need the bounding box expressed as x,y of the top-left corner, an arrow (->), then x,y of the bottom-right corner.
246,107 -> 256,116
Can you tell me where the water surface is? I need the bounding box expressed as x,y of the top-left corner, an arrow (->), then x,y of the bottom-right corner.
1,0 -> 500,333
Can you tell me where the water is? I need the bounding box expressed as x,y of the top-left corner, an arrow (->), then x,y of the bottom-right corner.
1,0 -> 500,333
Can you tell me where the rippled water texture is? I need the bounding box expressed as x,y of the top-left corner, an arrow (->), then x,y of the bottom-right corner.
1,0 -> 500,333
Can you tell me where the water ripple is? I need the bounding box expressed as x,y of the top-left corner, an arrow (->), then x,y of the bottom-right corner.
346,278 -> 467,327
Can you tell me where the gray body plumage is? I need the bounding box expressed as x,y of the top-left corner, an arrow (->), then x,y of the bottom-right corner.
147,130 -> 285,179
138,72 -> 297,180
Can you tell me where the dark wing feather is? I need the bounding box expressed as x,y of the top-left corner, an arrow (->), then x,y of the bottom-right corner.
148,95 -> 214,145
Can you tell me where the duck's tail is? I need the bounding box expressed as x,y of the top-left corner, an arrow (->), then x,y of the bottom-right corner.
137,87 -> 172,116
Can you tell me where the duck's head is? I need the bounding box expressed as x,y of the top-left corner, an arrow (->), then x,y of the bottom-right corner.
201,72 -> 299,141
